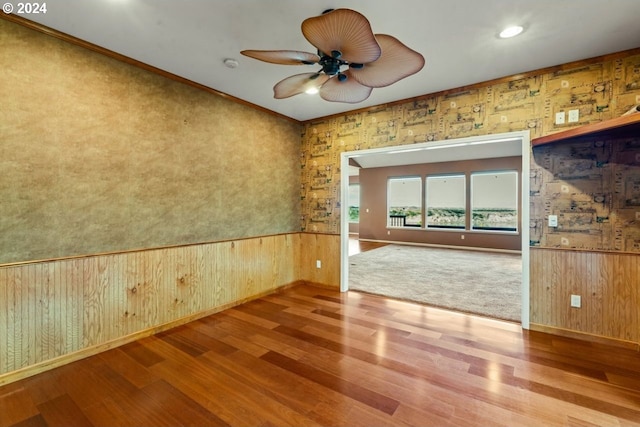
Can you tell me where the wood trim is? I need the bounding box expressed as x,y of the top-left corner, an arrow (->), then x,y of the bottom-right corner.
0,232 -> 299,268
299,231 -> 340,237
531,113 -> 640,146
529,323 -> 639,351
0,13 -> 301,125
297,280 -> 340,290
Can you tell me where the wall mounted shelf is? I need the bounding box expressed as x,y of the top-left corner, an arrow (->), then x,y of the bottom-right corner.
532,113 -> 640,147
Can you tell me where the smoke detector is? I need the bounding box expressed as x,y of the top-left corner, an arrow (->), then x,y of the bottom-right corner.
223,58 -> 239,69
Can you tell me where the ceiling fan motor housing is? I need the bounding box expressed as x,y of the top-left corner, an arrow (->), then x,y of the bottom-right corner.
319,54 -> 344,76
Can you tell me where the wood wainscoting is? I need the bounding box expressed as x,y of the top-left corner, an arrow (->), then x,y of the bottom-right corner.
530,247 -> 640,348
296,233 -> 340,288
0,233 -> 302,385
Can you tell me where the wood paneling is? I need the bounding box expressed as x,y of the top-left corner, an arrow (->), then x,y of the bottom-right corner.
530,247 -> 640,346
0,234 -> 298,384
296,233 -> 340,288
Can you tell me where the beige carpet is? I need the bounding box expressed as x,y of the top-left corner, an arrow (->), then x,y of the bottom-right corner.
348,244 -> 522,322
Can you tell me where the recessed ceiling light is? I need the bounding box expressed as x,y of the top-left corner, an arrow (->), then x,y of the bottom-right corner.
499,25 -> 524,39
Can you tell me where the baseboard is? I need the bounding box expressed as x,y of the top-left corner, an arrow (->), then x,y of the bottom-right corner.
299,280 -> 340,290
529,323 -> 639,351
0,282 -> 300,386
357,238 -> 522,255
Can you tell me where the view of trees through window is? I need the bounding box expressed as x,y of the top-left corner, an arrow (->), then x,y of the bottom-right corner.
348,184 -> 360,223
426,175 -> 465,229
471,171 -> 518,231
384,170 -> 518,232
387,177 -> 422,226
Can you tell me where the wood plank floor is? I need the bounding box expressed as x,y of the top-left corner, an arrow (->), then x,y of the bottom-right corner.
348,236 -> 388,256
2,284 -> 640,427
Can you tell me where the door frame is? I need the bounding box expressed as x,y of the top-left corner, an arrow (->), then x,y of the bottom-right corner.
339,130 -> 531,329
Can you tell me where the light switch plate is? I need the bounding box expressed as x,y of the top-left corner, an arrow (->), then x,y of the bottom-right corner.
555,111 -> 565,125
570,295 -> 581,308
568,109 -> 579,123
548,215 -> 558,227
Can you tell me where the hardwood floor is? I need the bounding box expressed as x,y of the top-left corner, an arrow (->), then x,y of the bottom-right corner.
348,235 -> 389,256
2,284 -> 640,427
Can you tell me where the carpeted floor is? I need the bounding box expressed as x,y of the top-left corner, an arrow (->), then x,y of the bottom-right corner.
348,244 -> 522,322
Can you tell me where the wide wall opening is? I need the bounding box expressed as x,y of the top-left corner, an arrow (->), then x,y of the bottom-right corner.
340,131 -> 530,328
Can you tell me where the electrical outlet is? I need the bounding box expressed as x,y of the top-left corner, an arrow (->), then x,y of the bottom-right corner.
570,294 -> 581,308
316,260 -> 321,269
555,111 -> 565,125
548,215 -> 558,227
460,234 -> 465,240
568,109 -> 580,123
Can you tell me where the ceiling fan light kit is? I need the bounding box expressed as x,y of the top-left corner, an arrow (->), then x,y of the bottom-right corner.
241,8 -> 425,103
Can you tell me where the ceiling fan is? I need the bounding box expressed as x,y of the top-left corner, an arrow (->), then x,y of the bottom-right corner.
241,8 -> 425,103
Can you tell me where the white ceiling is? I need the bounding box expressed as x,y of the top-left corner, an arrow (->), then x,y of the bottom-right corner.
347,132 -> 524,175
17,0 -> 640,122
352,134 -> 523,167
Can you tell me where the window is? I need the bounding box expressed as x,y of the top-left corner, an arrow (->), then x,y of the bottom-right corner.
348,184 -> 360,223
471,171 -> 518,232
387,177 -> 422,227
426,175 -> 466,229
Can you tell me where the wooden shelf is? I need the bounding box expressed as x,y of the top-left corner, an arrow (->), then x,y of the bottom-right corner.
532,113 -> 640,146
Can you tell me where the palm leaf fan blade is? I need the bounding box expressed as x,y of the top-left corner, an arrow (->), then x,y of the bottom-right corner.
241,50 -> 320,65
319,70 -> 372,103
301,9 -> 381,64
349,34 -> 425,88
273,73 -> 330,99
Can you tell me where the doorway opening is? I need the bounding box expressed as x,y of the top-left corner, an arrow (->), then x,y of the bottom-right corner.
339,131 -> 531,329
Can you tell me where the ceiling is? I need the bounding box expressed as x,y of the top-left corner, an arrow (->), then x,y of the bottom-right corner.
347,132 -> 524,175
351,134 -> 523,168
17,0 -> 640,122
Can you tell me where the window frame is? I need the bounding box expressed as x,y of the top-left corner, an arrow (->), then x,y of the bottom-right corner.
425,174 -> 466,230
470,170 -> 519,233
387,176 -> 423,228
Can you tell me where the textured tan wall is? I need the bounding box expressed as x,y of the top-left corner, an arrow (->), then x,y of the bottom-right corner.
0,19 -> 302,264
300,52 -> 640,255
